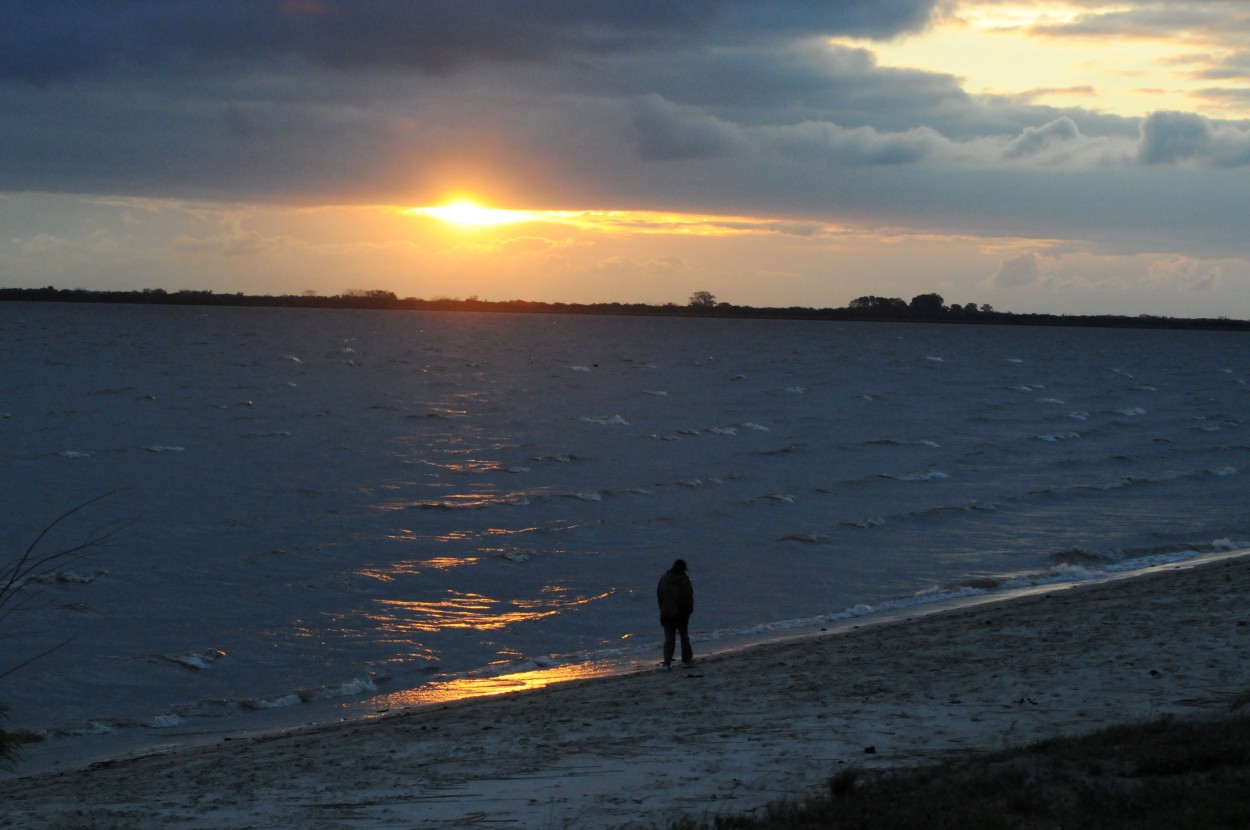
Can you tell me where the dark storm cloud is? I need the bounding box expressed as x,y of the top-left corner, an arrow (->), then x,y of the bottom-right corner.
2,0 -> 937,84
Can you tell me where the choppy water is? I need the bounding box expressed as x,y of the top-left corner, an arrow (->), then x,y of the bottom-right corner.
2,302 -> 1248,768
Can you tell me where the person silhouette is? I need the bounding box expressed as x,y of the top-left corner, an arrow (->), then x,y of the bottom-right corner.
656,558 -> 694,670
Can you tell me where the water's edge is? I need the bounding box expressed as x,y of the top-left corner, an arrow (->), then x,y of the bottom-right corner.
11,547 -> 1248,780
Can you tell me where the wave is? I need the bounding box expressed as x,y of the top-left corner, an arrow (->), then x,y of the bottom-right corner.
864,439 -> 941,448
36,672 -> 390,740
579,415 -> 629,426
650,421 -> 771,441
883,470 -> 950,482
153,649 -> 228,671
713,541 -> 1250,643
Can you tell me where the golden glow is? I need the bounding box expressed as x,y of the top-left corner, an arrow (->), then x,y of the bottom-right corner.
413,198 -> 540,227
404,202 -> 843,238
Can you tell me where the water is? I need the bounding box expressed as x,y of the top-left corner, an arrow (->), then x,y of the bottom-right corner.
2,302 -> 1248,767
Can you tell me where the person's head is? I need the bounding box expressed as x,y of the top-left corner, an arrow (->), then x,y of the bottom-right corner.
671,558 -> 687,574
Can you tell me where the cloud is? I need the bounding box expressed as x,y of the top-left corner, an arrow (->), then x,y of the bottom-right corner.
762,120 -> 950,166
593,255 -> 691,276
1137,111 -> 1250,166
632,96 -> 743,161
2,1 -> 937,84
1027,3 -> 1250,42
1190,50 -> 1250,81
170,213 -> 292,257
987,252 -> 1043,289
1002,117 -> 1081,160
1147,255 -> 1224,292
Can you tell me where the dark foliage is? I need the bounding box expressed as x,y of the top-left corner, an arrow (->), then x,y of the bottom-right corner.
1,286 -> 1248,331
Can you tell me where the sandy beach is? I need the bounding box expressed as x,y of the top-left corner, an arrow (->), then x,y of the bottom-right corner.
4,555 -> 1249,829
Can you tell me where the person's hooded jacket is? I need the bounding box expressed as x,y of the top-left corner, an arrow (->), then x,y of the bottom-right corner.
656,564 -> 694,621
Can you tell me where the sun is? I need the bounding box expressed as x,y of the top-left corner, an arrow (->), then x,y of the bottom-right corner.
410,198 -> 537,227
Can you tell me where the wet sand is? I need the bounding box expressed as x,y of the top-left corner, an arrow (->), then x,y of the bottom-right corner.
3,555 -> 1249,829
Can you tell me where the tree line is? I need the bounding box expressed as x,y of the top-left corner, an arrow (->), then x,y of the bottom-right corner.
1,285 -> 1247,332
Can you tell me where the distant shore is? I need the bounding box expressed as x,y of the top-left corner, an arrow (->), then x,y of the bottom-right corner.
4,286 -> 1250,331
4,553 -> 1249,829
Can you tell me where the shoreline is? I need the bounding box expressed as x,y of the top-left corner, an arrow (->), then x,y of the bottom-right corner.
4,553 -> 1250,828
11,548 -> 1243,780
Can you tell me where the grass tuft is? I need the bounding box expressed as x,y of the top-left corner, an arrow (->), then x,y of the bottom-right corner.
665,714 -> 1250,830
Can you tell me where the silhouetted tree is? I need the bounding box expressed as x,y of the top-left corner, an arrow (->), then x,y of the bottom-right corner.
688,291 -> 717,308
849,296 -> 908,315
909,293 -> 946,317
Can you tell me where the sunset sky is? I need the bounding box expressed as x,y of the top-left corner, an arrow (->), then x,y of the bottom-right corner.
4,1 -> 1250,316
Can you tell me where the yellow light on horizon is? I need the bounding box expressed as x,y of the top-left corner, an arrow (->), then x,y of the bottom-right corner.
410,199 -> 539,227
403,201 -> 844,238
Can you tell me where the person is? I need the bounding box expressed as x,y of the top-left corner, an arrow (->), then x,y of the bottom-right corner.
656,558 -> 694,670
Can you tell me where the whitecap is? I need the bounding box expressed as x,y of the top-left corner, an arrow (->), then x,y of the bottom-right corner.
741,422 -> 770,431
157,648 -> 227,671
579,415 -> 629,425
30,570 -> 107,585
889,471 -> 949,482
500,551 -> 533,562
1116,407 -> 1147,416
709,426 -> 738,436
298,676 -> 378,702
780,533 -> 828,543
243,693 -> 303,710
58,450 -> 95,458
144,445 -> 185,453
570,365 -> 592,372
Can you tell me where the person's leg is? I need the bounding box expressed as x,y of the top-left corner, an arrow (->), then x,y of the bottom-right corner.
678,618 -> 693,664
662,620 -> 676,666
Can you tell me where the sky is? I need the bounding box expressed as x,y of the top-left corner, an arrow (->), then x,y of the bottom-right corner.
3,1 -> 1250,317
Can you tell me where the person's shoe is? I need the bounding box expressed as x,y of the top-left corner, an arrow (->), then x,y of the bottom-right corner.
681,659 -> 696,668
662,662 -> 672,672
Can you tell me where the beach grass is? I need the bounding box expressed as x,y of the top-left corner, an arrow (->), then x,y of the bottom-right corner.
671,712 -> 1250,829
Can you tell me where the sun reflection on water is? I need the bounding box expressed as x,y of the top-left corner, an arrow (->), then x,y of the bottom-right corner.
370,588 -> 615,633
372,660 -> 623,709
357,557 -> 480,581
